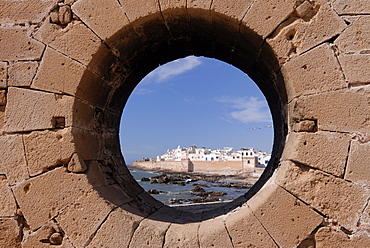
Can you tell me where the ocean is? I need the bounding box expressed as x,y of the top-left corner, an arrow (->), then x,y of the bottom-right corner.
130,169 -> 251,205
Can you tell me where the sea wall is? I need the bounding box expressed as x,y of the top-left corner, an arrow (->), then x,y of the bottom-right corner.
133,160 -> 252,173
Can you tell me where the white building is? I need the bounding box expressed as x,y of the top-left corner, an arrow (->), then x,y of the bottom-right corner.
156,145 -> 271,167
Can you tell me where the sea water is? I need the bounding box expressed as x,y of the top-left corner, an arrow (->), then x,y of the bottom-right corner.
130,169 -> 250,205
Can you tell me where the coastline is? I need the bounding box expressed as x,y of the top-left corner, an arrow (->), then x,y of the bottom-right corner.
128,164 -> 264,184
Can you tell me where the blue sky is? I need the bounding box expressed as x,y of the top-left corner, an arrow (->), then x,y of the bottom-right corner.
119,56 -> 273,165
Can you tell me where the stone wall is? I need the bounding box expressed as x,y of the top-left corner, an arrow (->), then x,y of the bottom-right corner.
0,0 -> 370,247
133,160 -> 248,173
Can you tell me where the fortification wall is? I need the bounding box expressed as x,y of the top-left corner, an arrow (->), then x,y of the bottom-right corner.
1,0 -> 370,247
133,160 -> 245,173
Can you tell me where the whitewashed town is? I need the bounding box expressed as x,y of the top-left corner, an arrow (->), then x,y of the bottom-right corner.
156,145 -> 270,166
134,145 -> 271,173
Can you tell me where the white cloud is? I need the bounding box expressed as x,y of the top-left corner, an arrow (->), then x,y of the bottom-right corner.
133,88 -> 155,95
216,96 -> 272,124
143,56 -> 202,84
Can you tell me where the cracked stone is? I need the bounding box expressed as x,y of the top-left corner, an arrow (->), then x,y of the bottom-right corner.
8,61 -> 38,87
345,140 -> 370,184
248,182 -> 322,247
282,131 -> 351,177
199,217 -> 233,248
129,209 -> 174,247
0,219 -> 21,248
0,62 -> 6,87
276,161 -> 368,231
12,167 -> 94,230
335,16 -> 370,54
281,43 -> 346,101
0,178 -> 17,216
87,206 -> 145,248
67,153 -> 87,173
0,135 -> 29,185
267,0 -> 346,65
332,0 -> 370,14
0,0 -> 55,24
0,90 -> 6,105
225,204 -> 277,247
315,227 -> 370,247
290,87 -> 370,133
338,54 -> 370,86
0,27 -> 45,61
72,0 -> 130,41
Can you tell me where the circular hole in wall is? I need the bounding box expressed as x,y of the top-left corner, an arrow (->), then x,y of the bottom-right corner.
119,56 -> 273,211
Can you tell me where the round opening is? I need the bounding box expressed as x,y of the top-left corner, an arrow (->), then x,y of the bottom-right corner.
79,8 -> 288,220
120,56 -> 274,209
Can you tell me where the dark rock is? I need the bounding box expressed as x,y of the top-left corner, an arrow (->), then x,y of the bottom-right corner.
147,189 -> 167,194
191,185 -> 205,192
140,177 -> 150,182
209,191 -> 227,197
147,189 -> 160,194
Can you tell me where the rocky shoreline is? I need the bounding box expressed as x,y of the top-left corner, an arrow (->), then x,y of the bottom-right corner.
130,166 -> 261,204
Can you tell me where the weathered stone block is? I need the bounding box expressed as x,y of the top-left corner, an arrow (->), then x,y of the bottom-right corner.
267,0 -> 346,65
87,206 -> 144,248
0,219 -> 21,248
282,131 -> 351,177
0,135 -> 29,185
248,182 -> 322,248
211,0 -> 253,21
129,210 -> 172,247
0,90 -> 6,105
199,217 -> 233,248
243,0 -> 296,39
332,0 -> 370,14
34,20 -> 111,77
72,0 -> 129,41
345,140 -> 370,184
32,48 -> 110,108
159,0 -> 186,10
164,222 -> 200,248
282,43 -> 346,101
22,221 -> 66,248
225,205 -> 277,248
8,61 -> 38,87
0,27 -> 45,61
0,0 -> 55,24
335,16 -> 370,54
315,227 -> 370,248
4,87 -> 95,132
276,161 -> 368,231
85,161 -> 111,187
120,0 -> 159,22
339,55 -> 370,86
23,128 -> 102,176
290,87 -> 370,133
359,201 -> 370,227
67,153 -> 87,173
12,167 -> 94,230
23,128 -> 75,176
187,0 -> 212,9
0,177 -> 17,216
0,61 -> 6,87
0,106 -> 4,131
57,188 -> 125,247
